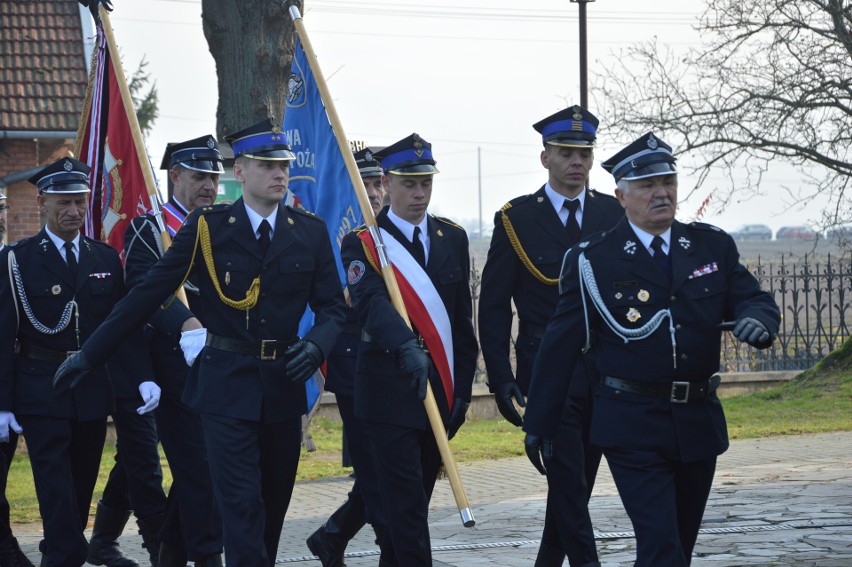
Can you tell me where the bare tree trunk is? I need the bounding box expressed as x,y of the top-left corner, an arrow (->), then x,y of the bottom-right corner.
201,0 -> 300,140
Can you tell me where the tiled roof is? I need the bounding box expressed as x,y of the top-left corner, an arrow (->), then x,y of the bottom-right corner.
0,1 -> 88,132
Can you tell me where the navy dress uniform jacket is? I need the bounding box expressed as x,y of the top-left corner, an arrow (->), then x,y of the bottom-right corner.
0,230 -> 148,418
123,204 -> 204,396
341,212 -> 478,430
524,218 -> 781,462
479,186 -> 623,396
80,198 -> 347,423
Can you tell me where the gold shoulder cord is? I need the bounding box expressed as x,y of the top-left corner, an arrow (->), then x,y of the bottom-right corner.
197,215 -> 261,312
360,239 -> 379,272
501,207 -> 558,286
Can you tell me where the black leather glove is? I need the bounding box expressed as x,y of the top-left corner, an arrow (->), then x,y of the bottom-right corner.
493,381 -> 525,427
524,433 -> 553,476
284,340 -> 323,384
732,317 -> 770,347
396,337 -> 429,400
446,398 -> 469,440
53,351 -> 94,391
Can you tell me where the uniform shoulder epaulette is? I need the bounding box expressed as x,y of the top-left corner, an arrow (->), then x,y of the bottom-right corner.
83,236 -> 114,250
572,229 -> 610,254
432,215 -> 464,231
688,221 -> 727,235
500,193 -> 535,212
287,205 -> 322,222
587,189 -> 618,202
8,235 -> 33,249
197,203 -> 229,215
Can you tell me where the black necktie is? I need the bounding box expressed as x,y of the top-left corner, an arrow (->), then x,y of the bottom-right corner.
64,241 -> 78,281
412,226 -> 426,268
650,235 -> 672,283
563,199 -> 581,243
258,219 -> 271,255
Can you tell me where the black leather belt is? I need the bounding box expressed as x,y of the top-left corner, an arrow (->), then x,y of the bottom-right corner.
361,330 -> 429,354
518,321 -> 547,339
19,343 -> 79,363
205,333 -> 294,361
342,322 -> 362,334
602,375 -> 720,404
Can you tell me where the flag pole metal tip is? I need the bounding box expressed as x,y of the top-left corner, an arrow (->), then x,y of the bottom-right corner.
288,4 -> 302,21
460,508 -> 475,527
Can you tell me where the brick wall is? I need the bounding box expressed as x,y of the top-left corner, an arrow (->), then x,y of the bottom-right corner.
0,138 -> 75,242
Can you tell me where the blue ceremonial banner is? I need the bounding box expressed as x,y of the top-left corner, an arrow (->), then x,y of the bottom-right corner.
283,37 -> 360,417
284,36 -> 360,281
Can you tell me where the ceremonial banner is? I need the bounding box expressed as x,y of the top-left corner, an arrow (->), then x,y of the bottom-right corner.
283,37 -> 360,415
76,22 -> 156,257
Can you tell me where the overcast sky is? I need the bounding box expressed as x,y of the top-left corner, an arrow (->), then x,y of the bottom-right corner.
105,0 -> 826,234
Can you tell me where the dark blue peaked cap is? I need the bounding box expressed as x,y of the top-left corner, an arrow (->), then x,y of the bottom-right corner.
161,134 -> 225,173
225,118 -> 295,161
601,132 -> 677,182
354,147 -> 384,178
28,157 -> 91,194
532,105 -> 599,147
373,133 -> 438,175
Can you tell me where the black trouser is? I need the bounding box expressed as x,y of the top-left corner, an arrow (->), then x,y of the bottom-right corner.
201,413 -> 301,567
157,392 -> 222,559
0,430 -> 18,540
103,397 -> 166,520
20,415 -> 106,566
542,395 -> 602,566
605,447 -> 716,567
364,421 -> 442,567
335,394 -> 385,530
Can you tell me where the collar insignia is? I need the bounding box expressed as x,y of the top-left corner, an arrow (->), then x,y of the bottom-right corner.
624,240 -> 637,255
678,236 -> 691,249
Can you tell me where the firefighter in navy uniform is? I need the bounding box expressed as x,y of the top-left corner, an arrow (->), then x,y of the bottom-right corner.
0,188 -> 33,567
524,132 -> 781,566
0,158 -> 156,567
341,134 -> 478,566
306,147 -> 387,566
479,106 -> 622,567
118,135 -> 226,566
53,119 -> 347,566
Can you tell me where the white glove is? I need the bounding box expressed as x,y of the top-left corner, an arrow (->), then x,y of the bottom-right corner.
0,411 -> 23,443
180,327 -> 207,367
136,381 -> 161,415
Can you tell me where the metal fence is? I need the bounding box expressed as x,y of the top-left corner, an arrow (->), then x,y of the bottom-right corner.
722,254 -> 852,372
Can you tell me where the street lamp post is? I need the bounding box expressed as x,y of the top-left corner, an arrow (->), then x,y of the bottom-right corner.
569,0 -> 596,107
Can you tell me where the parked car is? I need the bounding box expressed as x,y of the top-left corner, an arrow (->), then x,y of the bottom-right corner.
776,226 -> 820,240
826,226 -> 852,240
730,224 -> 772,241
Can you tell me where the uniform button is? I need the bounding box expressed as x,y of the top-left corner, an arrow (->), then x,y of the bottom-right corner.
261,292 -> 267,298
295,263 -> 301,268
260,318 -> 267,324
704,287 -> 710,292
676,324 -> 682,330
345,348 -> 352,353
670,295 -> 677,302
681,354 -> 688,360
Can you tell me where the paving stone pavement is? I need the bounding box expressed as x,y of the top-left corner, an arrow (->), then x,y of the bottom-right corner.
12,431 -> 852,566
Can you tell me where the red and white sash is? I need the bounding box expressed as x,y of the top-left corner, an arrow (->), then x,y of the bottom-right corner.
358,228 -> 456,409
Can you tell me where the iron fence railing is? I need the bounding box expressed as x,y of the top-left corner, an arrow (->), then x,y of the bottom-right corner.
723,254 -> 851,372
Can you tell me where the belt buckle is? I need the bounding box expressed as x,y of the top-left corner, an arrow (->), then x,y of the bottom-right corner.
670,381 -> 690,403
259,340 -> 277,361
66,350 -> 79,360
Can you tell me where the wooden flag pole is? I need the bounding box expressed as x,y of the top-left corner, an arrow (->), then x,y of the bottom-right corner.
97,7 -> 188,305
287,3 -> 475,528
